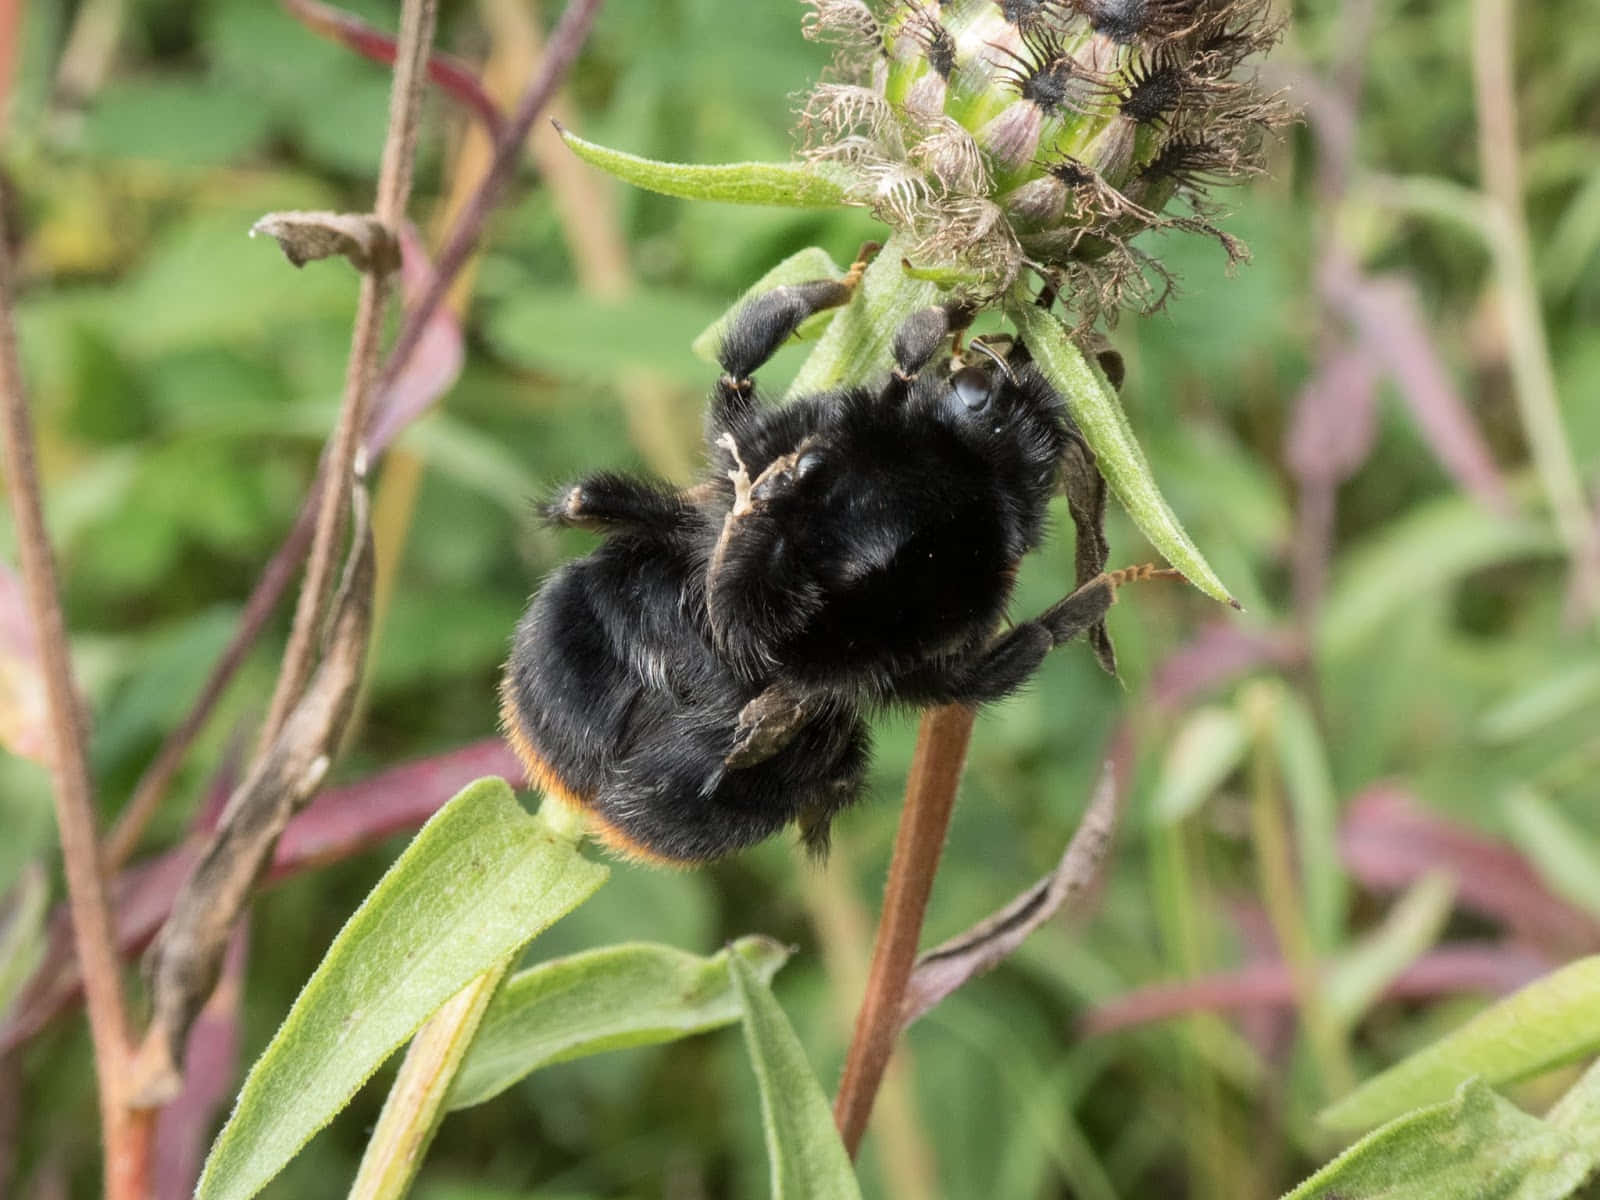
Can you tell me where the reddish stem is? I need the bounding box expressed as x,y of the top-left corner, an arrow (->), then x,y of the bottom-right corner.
282,0 -> 506,139
834,703 -> 974,1157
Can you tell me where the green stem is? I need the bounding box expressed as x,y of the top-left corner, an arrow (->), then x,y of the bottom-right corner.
1241,683 -> 1356,1101
1472,0 -> 1600,614
347,960 -> 511,1200
787,235 -> 937,397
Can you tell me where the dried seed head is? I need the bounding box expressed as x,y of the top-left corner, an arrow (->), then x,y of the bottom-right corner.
799,0 -> 1287,314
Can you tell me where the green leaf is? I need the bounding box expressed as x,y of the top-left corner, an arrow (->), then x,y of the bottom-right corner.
1008,300 -> 1237,606
558,126 -> 856,209
1285,1079 -> 1595,1200
691,247 -> 846,364
1149,706 -> 1248,825
1320,956 -> 1600,1132
1503,789 -> 1600,921
1479,661 -> 1600,744
1325,871 -> 1455,1030
196,780 -> 608,1200
1547,1056 -> 1600,1151
1320,496 -> 1560,656
485,287 -> 726,387
449,936 -> 793,1110
1269,687 -> 1346,952
727,950 -> 862,1200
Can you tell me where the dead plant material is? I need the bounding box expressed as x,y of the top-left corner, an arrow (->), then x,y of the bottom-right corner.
901,756 -> 1122,1028
250,211 -> 401,273
130,486 -> 376,1106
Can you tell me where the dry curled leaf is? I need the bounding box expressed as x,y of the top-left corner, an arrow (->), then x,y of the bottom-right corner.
132,484 -> 377,1106
901,757 -> 1123,1028
250,211 -> 400,274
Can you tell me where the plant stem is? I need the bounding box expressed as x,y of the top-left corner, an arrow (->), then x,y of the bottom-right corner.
1471,0 -> 1600,615
107,495 -> 318,868
348,961 -> 510,1200
108,0 -> 607,855
1242,683 -> 1355,1101
374,0 -> 608,402
834,702 -> 974,1157
786,234 -> 935,397
261,0 -> 439,745
0,205 -> 154,1197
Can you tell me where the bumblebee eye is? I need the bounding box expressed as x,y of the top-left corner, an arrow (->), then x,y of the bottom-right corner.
949,365 -> 994,414
794,447 -> 827,478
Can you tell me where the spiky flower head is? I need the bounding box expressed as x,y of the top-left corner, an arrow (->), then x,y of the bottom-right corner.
801,0 -> 1285,315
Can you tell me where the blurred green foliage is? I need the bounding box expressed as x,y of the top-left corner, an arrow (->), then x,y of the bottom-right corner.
3,0 -> 1600,1197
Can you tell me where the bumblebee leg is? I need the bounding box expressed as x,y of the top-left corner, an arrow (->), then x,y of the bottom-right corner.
796,726 -> 869,860
894,566 -> 1177,705
711,243 -> 879,427
724,682 -> 824,768
545,471 -> 693,536
881,300 -> 976,406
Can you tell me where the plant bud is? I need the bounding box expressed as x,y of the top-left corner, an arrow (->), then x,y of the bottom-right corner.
801,0 -> 1286,315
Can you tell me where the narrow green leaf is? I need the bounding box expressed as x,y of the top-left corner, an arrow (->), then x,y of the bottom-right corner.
1325,871 -> 1455,1030
448,936 -> 793,1110
558,127 -> 856,209
1478,661 -> 1600,745
1504,789 -> 1600,921
1320,956 -> 1600,1132
197,780 -> 608,1200
1320,496 -> 1559,656
350,962 -> 512,1200
1286,1079 -> 1594,1200
1270,687 -> 1346,951
691,247 -> 846,364
1149,706 -> 1248,825
1009,300 -> 1237,606
1546,1056 -> 1600,1151
0,863 -> 47,1022
727,950 -> 863,1200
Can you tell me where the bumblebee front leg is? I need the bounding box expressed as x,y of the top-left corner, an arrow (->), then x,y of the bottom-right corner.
711,243 -> 879,428
879,299 -> 977,406
893,566 -> 1180,706
546,471 -> 694,536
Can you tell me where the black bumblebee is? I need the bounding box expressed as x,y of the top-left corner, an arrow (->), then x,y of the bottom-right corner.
502,260 -> 1146,863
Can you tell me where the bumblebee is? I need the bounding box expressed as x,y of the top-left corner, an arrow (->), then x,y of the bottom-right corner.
502,263 -> 1130,863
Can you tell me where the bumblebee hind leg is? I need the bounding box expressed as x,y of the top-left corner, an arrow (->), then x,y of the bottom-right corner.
711,243 -> 879,428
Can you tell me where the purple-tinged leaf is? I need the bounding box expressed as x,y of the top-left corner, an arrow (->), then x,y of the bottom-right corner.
1149,623 -> 1302,714
270,738 -> 521,875
156,928 -> 248,1200
903,750 -> 1128,1028
281,0 -> 505,139
0,739 -> 524,1052
362,226 -> 466,457
1319,254 -> 1512,515
1081,942 -> 1550,1036
0,560 -> 55,766
1341,787 -> 1600,956
1286,345 -> 1380,488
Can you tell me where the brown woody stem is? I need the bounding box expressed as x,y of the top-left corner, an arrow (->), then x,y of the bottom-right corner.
260,0 -> 438,745
833,703 -> 974,1157
108,0 -> 607,859
0,202 -> 154,1197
